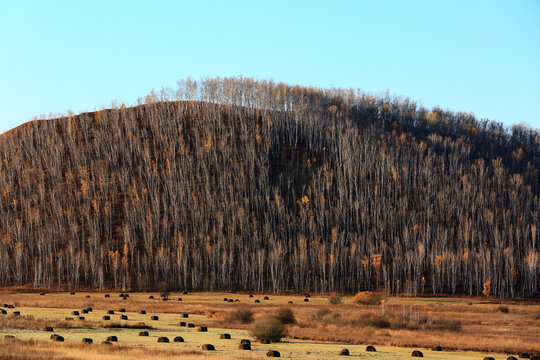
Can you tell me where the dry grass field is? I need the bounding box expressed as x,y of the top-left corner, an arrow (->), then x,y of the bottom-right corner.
0,290 -> 538,359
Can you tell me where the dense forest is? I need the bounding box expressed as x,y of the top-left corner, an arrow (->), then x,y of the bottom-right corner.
0,77 -> 539,298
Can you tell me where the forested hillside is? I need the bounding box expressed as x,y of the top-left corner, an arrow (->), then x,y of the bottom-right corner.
0,77 -> 539,297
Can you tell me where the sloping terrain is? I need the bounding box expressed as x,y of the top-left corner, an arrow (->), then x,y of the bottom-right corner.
0,77 -> 538,297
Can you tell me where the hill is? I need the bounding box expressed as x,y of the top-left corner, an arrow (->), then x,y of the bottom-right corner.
0,77 -> 538,297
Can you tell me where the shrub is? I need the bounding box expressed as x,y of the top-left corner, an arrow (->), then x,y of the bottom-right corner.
432,318 -> 462,331
497,305 -> 509,313
273,308 -> 296,324
328,293 -> 343,305
226,308 -> 254,324
353,292 -> 384,305
249,317 -> 287,342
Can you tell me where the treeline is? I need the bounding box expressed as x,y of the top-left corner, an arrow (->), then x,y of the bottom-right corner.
0,77 -> 538,297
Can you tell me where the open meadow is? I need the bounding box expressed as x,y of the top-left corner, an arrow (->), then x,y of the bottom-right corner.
0,291 -> 538,359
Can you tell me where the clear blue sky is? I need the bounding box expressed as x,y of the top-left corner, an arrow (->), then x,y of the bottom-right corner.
1,0 -> 539,132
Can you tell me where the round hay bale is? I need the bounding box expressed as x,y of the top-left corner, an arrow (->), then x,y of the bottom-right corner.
483,357 -> 495,360
119,294 -> 124,297
235,299 -> 240,302
82,338 -> 93,344
69,292 -> 75,295
240,339 -> 251,346
179,322 -> 186,327
102,316 -> 110,320
51,334 -> 64,342
0,309 -> 6,314
288,301 -> 293,304
340,348 -> 350,356
178,297 -> 182,301
151,316 -> 159,320
139,331 -> 149,336
304,298 -> 309,302
306,294 -> 311,298
266,350 -> 280,357
228,299 -> 234,302
40,292 -> 46,296
120,315 -> 128,320
102,341 -> 112,345
13,311 -> 20,316
249,294 -> 254,297
104,294 -> 110,298
432,345 -> 442,351
7,305 -> 14,309
86,307 -> 93,312
239,342 -> 251,350
202,344 -> 215,351
264,296 -> 269,300
140,310 -> 146,314
107,310 -> 114,314
261,337 -> 271,344
157,337 -> 169,343
65,317 -> 74,320
224,298 -> 228,301
412,350 -> 424,357
255,299 -> 260,303
72,311 -> 79,315
220,333 -> 231,339
508,357 -> 518,360
78,316 -> 85,320
187,323 -> 195,328
173,336 -> 184,342
182,313 -> 189,318
149,295 -> 154,299
82,309 -> 88,314
183,291 -> 188,295
162,298 -> 168,302
86,295 -> 91,298
198,326 -> 208,332
366,345 -> 376,352
44,326 -> 54,332
119,308 -> 126,313
521,354 -> 531,359
106,336 -> 118,342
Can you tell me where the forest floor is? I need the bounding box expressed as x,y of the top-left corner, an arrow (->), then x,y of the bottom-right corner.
0,291 -> 538,359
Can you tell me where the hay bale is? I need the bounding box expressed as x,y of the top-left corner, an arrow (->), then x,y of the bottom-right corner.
7,305 -> 14,309
235,299 -> 240,302
86,307 -> 93,312
220,333 -> 231,339
224,298 -> 229,301
241,339 -> 251,346
86,295 -> 91,298
173,336 -> 184,342
521,354 -> 531,359
412,350 -> 423,357
72,311 -> 79,315
179,322 -> 186,327
120,315 -> 128,320
306,294 -> 311,298
105,294 -> 110,298
202,344 -> 215,350
162,298 -> 168,302
157,337 -> 169,343
51,334 -> 64,342
149,295 -> 154,299
261,337 -> 271,344
106,336 -> 118,342
264,296 -> 269,300
508,357 -> 518,360
119,308 -> 126,313
483,358 -> 495,360
82,309 -> 88,314
102,315 -> 110,320
102,341 -> 112,345
432,345 -> 442,351
182,313 -> 189,318
107,310 -> 115,314
228,299 -> 234,302
288,301 -> 293,304
366,345 -> 376,352
249,294 -> 254,297
187,323 -> 195,328
139,310 -> 147,314
178,297 -> 182,301
239,342 -> 251,350
70,292 -> 75,295
82,338 -> 93,344
266,350 -> 280,357
340,348 -> 350,356
40,292 -> 46,296
78,316 -> 85,320
304,298 -> 309,302
151,316 -> 159,320
255,300 -> 260,303
44,327 -> 54,332
0,309 -> 6,314
198,326 -> 208,332
13,311 -> 20,316
183,291 -> 188,295
139,331 -> 149,336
